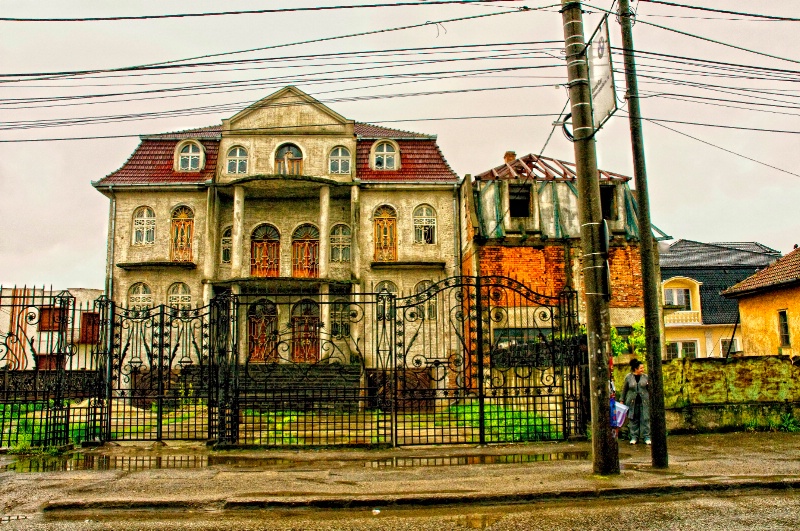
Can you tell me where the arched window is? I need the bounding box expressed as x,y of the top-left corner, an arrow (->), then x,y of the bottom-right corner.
375,280 -> 398,320
132,206 -> 155,246
220,227 -> 232,264
374,205 -> 397,262
330,224 -> 351,263
226,146 -> 248,174
291,299 -> 320,362
373,141 -> 397,170
415,280 -> 437,321
250,224 -> 280,277
413,204 -> 437,244
167,282 -> 191,310
292,224 -> 320,278
128,283 -> 152,311
329,146 -> 351,174
375,280 -> 398,294
170,206 -> 194,261
275,143 -> 303,175
248,299 -> 278,363
178,142 -> 203,171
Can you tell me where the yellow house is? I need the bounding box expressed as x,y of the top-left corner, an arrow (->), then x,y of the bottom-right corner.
660,240 -> 780,359
723,246 -> 800,357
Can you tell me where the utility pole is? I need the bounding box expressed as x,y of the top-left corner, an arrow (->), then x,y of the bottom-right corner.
560,0 -> 619,475
618,0 -> 668,468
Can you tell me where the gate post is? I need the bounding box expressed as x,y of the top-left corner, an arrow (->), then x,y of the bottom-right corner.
475,275 -> 486,445
155,305 -> 165,442
98,296 -> 115,443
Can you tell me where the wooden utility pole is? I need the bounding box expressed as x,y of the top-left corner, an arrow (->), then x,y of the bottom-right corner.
560,0 -> 619,475
617,0 -> 668,468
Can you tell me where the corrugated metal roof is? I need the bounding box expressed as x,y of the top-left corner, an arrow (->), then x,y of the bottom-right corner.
355,139 -> 458,183
724,246 -> 800,297
95,139 -> 219,186
475,154 -> 631,183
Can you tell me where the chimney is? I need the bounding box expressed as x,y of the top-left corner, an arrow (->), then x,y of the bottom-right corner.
504,151 -> 516,164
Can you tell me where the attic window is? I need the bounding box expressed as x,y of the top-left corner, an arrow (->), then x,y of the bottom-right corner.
177,141 -> 203,171
600,186 -> 616,220
509,185 -> 531,218
373,141 -> 398,170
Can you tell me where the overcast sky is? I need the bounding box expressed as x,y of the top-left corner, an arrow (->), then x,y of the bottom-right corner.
1,0 -> 798,289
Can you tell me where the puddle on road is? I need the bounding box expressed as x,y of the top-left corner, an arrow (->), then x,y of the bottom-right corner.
2,451 -> 589,473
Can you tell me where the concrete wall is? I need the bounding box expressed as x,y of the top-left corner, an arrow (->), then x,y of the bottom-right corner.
737,285 -> 800,357
614,355 -> 800,432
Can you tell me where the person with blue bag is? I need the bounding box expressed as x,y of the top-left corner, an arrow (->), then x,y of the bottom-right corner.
622,358 -> 650,445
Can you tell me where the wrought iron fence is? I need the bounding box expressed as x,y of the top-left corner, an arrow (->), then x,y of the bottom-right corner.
1,277 -> 587,450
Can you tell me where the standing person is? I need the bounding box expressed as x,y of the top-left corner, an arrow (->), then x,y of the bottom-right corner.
622,359 -> 650,445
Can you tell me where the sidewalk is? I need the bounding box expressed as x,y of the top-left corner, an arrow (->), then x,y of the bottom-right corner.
1,432 -> 799,517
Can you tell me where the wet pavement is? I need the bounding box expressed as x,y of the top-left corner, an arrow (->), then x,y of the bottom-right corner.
1,432 -> 799,529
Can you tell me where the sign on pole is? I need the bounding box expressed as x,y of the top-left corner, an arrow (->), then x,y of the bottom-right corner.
587,15 -> 617,131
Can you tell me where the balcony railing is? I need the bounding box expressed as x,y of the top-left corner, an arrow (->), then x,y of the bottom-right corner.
665,310 -> 701,325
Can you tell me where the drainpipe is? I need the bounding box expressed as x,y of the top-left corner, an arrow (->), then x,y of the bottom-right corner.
453,183 -> 462,277
105,186 -> 116,301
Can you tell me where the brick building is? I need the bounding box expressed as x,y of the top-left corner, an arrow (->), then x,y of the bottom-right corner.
460,152 -> 654,336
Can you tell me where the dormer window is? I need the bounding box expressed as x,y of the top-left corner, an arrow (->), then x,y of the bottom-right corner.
373,141 -> 398,170
227,146 -> 248,174
276,143 -> 303,175
177,141 -> 203,171
665,288 -> 691,311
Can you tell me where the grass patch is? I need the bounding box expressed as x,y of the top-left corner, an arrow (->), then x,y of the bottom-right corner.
447,402 -> 562,442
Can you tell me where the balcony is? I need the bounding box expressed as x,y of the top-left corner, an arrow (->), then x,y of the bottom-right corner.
665,310 -> 701,325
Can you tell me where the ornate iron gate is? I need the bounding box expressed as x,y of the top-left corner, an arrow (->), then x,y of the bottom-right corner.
97,299 -> 214,442
389,276 -> 585,445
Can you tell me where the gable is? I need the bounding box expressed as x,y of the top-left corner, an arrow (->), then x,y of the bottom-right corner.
224,86 -> 352,136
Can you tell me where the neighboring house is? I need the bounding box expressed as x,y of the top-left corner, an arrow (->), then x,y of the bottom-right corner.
92,86 -> 459,363
0,286 -> 104,370
660,240 -> 780,359
723,246 -> 800,357
460,152 -> 657,336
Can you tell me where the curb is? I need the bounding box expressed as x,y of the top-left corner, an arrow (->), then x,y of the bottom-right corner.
43,477 -> 800,512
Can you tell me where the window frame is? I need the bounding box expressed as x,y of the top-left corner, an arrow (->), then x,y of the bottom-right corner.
665,340 -> 698,360
779,310 -> 791,347
414,280 -> 437,321
664,288 -> 692,311
78,311 -> 101,344
413,204 -> 437,245
226,146 -> 248,174
128,282 -> 153,311
175,140 -> 205,172
167,282 -> 192,310
328,146 -> 351,174
371,140 -> 399,171
275,143 -> 304,175
170,205 -> 194,262
373,205 -> 398,262
132,206 -> 156,246
720,338 -> 738,356
291,223 -> 320,278
221,226 -> 232,264
250,223 -> 281,278
330,224 -> 351,263
509,184 -> 532,219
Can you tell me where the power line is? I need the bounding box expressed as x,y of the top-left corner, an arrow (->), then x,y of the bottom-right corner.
0,1 -> 526,22
638,1 -> 800,22
0,112 -> 564,142
626,110 -> 800,179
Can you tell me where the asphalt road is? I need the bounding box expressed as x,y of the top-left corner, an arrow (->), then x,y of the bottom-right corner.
7,489 -> 800,530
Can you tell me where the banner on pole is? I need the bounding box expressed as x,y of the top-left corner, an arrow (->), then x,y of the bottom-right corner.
588,15 -> 617,131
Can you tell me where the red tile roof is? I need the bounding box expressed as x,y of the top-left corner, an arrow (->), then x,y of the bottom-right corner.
475,154 -> 631,183
724,246 -> 800,297
355,139 -> 458,183
142,125 -> 222,140
95,139 -> 219,186
354,122 -> 433,139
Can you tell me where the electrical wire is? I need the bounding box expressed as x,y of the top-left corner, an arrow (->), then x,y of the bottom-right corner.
0,1 -> 527,22
638,1 -> 800,22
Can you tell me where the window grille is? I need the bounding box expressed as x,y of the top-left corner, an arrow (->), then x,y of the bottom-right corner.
374,205 -> 397,262
170,206 -> 194,262
251,224 -> 280,277
291,299 -> 320,362
248,299 -> 278,362
292,224 -> 320,278
413,205 -> 436,244
167,282 -> 192,310
132,206 -> 155,246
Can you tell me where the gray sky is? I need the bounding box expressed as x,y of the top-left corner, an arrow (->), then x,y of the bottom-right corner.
1,0 -> 798,288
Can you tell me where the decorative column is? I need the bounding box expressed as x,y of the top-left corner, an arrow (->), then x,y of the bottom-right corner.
350,185 -> 360,280
231,186 -> 246,278
319,185 -> 330,279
